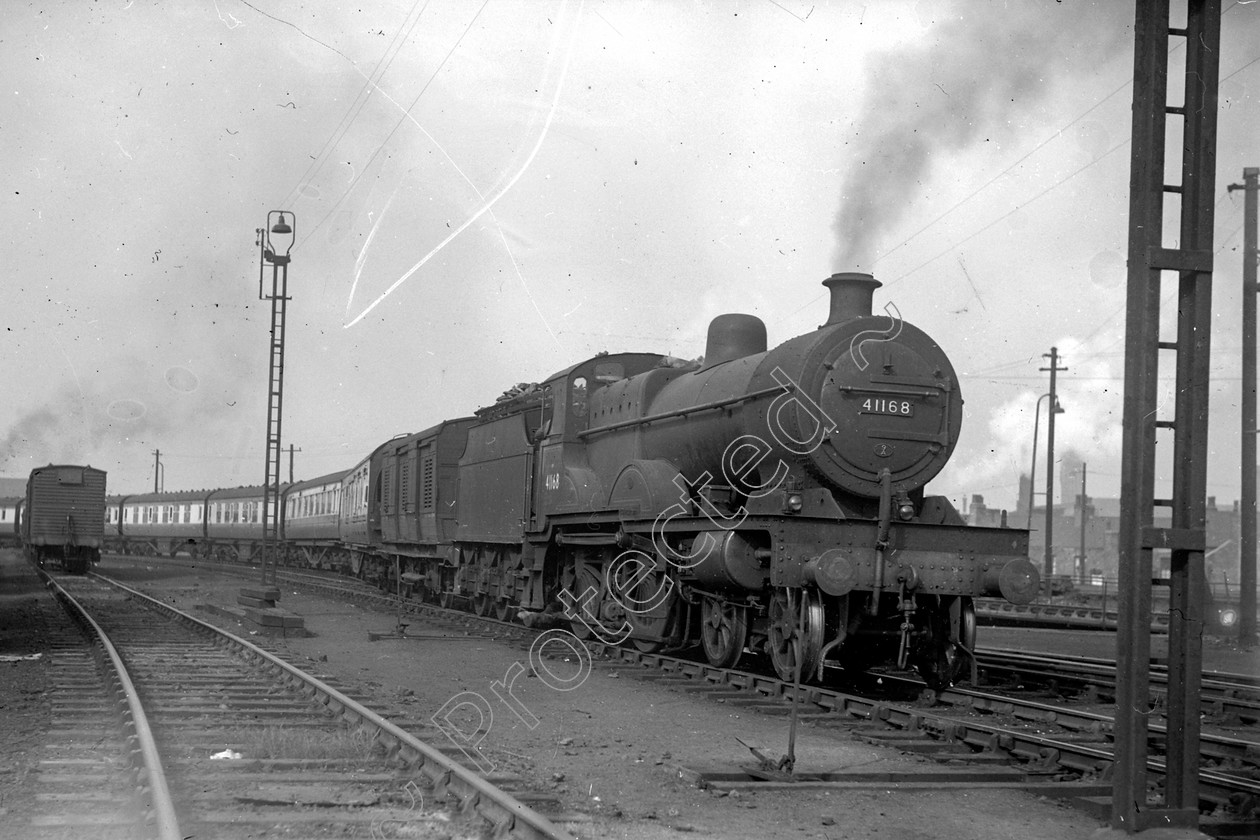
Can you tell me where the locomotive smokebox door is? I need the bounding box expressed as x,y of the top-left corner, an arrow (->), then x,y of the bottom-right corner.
815,326 -> 961,497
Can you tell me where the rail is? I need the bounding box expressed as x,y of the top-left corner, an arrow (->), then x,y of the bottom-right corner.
92,572 -> 576,840
39,570 -> 182,840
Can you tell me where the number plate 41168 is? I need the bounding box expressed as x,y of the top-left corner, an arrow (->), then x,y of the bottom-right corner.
860,398 -> 915,417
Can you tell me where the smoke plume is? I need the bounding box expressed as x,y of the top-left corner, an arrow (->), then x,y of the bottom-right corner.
833,1 -> 1128,268
0,355 -> 253,488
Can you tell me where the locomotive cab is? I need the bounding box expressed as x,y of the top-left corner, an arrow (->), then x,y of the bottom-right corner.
532,353 -> 670,518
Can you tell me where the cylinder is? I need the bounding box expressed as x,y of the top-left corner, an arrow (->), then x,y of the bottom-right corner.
685,531 -> 767,590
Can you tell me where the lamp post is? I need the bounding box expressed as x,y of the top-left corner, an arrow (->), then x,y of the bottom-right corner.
1041,347 -> 1068,585
257,211 -> 294,587
1027,393 -> 1066,532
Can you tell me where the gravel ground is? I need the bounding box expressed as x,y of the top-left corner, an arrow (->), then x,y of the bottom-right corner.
0,551 -> 53,829
77,555 -> 1119,840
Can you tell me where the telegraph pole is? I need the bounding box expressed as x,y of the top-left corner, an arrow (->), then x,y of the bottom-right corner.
1041,347 -> 1067,582
288,444 -> 302,484
1078,463 -> 1088,581
1230,166 -> 1259,646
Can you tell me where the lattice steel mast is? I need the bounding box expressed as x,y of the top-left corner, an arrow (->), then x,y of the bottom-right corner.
1114,1 -> 1220,831
257,211 -> 294,587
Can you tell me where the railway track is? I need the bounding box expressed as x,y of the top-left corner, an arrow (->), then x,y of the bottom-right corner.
274,564 -> 1260,836
32,567 -> 576,839
100,557 -> 1260,836
22,573 -> 169,839
974,647 -> 1260,724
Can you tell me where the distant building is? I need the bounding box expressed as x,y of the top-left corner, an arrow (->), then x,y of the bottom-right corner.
997,472 -> 1246,592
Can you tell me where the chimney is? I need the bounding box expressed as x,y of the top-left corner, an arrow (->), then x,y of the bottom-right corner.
703,313 -> 767,369
823,272 -> 882,326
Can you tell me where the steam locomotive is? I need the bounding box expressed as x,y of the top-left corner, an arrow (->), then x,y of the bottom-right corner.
103,272 -> 1039,690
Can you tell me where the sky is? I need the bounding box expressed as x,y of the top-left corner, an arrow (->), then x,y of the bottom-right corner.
2,0 -> 1259,515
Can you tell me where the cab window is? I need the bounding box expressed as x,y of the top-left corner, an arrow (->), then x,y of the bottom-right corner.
571,376 -> 588,418
593,361 -> 624,384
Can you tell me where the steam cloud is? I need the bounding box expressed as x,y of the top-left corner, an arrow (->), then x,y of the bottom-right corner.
0,357 -> 254,489
833,1 -> 1128,268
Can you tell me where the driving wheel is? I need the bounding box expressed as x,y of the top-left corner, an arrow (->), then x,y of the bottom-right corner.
495,598 -> 514,622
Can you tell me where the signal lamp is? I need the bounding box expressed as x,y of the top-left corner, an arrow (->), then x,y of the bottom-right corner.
1219,608 -> 1239,628
785,493 -> 803,513
898,503 -> 915,520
